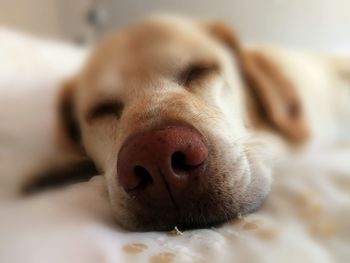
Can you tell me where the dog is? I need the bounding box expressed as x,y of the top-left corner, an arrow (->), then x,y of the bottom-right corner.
28,15 -> 350,231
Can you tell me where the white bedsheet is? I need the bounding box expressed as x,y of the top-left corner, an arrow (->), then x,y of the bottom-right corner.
0,29 -> 349,263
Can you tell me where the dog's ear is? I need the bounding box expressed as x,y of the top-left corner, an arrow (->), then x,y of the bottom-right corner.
20,79 -> 99,196
56,78 -> 83,153
241,51 -> 309,142
204,22 -> 309,142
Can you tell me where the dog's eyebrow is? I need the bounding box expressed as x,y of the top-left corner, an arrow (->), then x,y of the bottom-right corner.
183,55 -> 219,68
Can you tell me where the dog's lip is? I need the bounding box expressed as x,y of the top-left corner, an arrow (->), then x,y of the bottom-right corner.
121,193 -> 243,231
133,215 -> 236,232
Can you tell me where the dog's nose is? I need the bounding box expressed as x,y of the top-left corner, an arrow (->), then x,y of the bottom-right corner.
117,126 -> 208,207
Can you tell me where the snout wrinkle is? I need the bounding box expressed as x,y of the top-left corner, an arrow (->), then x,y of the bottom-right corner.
158,168 -> 180,212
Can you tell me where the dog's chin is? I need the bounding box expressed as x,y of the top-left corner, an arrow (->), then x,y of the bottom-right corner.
115,194 -> 268,232
110,167 -> 271,232
120,211 -> 238,232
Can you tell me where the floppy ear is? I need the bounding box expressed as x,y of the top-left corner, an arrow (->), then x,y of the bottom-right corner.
204,22 -> 309,142
56,78 -> 83,153
241,51 -> 309,142
20,79 -> 100,196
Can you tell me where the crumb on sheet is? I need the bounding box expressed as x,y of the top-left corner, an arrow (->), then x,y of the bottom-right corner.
243,219 -> 264,230
257,227 -> 280,240
122,243 -> 148,254
150,252 -> 176,263
310,219 -> 336,239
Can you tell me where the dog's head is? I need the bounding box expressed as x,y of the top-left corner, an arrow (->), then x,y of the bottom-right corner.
57,16 -> 309,230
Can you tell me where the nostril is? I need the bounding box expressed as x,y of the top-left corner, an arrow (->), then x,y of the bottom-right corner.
132,166 -> 153,190
171,151 -> 196,172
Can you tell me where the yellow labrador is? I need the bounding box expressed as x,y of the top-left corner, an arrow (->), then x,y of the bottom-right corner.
34,15 -> 350,231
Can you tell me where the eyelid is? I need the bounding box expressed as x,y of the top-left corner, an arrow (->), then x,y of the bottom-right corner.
86,100 -> 124,123
180,62 -> 220,86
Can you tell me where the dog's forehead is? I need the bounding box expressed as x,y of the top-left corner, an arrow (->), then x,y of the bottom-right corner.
105,17 -> 209,55
82,18 -> 217,80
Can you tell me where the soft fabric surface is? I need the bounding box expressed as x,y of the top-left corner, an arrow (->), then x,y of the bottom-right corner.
0,29 -> 349,263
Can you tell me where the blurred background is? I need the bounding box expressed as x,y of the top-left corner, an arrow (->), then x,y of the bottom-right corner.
0,0 -> 350,52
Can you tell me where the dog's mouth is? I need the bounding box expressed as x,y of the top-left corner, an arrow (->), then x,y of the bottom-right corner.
131,188 -> 240,231
117,166 -> 267,232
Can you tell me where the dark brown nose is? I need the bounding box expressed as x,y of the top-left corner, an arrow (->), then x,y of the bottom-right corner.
117,126 -> 208,208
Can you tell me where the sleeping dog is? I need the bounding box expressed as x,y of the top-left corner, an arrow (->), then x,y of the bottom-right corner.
28,15 -> 350,231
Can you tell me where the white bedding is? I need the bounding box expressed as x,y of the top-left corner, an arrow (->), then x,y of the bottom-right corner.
0,29 -> 349,263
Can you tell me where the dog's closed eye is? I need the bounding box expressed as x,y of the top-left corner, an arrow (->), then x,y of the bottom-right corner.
180,62 -> 219,86
87,100 -> 124,122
